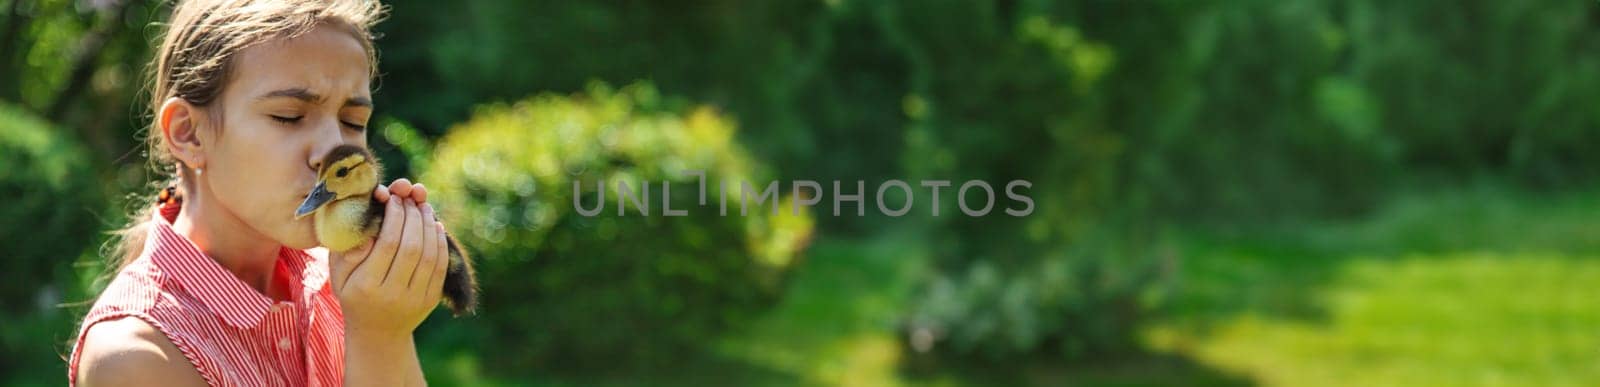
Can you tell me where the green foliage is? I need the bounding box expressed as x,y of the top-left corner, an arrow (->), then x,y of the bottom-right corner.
1336,0 -> 1600,187
0,102 -> 103,379
2,0 -> 160,159
877,1 -> 1168,361
1095,0 -> 1400,220
374,0 -> 910,222
0,103 -> 101,311
421,82 -> 814,371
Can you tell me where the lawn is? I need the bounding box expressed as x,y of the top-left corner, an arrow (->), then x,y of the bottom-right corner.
1147,184 -> 1600,386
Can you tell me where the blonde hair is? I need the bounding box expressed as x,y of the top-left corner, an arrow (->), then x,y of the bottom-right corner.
106,0 -> 385,274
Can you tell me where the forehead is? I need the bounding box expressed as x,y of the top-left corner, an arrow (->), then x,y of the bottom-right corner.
228,24 -> 371,102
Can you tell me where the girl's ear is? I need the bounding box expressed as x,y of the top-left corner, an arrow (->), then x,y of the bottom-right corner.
159,97 -> 207,170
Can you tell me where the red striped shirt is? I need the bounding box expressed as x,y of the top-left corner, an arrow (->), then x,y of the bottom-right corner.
70,204 -> 345,386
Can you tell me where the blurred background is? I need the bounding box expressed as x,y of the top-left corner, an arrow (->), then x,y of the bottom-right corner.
5,0 -> 1600,385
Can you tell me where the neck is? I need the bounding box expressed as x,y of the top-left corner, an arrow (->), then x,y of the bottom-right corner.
172,186 -> 281,295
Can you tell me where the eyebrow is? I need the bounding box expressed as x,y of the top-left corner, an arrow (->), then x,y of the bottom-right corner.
257,88 -> 372,108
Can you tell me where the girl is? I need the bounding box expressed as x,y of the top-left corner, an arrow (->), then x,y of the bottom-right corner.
70,0 -> 447,385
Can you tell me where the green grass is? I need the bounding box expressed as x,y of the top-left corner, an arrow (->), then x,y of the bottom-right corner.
713,231 -> 931,386
1147,184 -> 1600,386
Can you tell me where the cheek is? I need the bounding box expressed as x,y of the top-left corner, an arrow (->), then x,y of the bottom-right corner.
213,122 -> 306,184
212,165 -> 296,228
216,178 -> 320,249
213,147 -> 298,211
207,128 -> 316,240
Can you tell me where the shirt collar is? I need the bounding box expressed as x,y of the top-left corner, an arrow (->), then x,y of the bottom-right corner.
144,204 -> 330,328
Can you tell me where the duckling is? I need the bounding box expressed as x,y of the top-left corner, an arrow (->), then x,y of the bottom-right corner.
295,145 -> 478,316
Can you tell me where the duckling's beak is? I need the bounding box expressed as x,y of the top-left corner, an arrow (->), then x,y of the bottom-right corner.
295,181 -> 335,219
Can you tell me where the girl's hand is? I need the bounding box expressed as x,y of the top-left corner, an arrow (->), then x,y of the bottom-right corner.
373,178 -> 429,204
329,179 -> 448,338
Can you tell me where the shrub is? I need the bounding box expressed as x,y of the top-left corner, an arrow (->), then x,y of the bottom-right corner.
421,82 -> 814,371
887,3 -> 1173,363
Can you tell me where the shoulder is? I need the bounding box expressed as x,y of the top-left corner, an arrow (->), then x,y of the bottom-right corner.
75,316 -> 207,387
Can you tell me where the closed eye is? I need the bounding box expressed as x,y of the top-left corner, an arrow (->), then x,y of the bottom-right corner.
270,115 -> 303,124
341,121 -> 367,131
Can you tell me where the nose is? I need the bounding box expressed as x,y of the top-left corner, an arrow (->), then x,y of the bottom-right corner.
306,117 -> 348,173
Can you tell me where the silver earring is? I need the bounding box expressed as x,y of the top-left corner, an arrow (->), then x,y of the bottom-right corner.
196,168 -> 203,177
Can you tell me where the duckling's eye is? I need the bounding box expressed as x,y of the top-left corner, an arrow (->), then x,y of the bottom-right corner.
269,115 -> 302,124
336,167 -> 349,178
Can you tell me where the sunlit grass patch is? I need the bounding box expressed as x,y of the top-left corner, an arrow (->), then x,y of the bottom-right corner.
1149,185 -> 1600,386
715,233 -> 931,387
1150,251 -> 1600,387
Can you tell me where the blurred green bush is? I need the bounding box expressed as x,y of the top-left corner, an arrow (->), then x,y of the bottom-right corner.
0,102 -> 103,378
0,102 -> 101,311
420,82 -> 814,371
885,2 -> 1170,361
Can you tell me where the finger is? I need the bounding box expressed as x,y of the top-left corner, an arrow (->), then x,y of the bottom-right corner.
426,222 -> 448,303
389,178 -> 414,199
374,185 -> 390,203
409,203 -> 440,292
351,197 -> 404,286
385,198 -> 425,288
329,239 -> 374,292
410,183 -> 429,204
